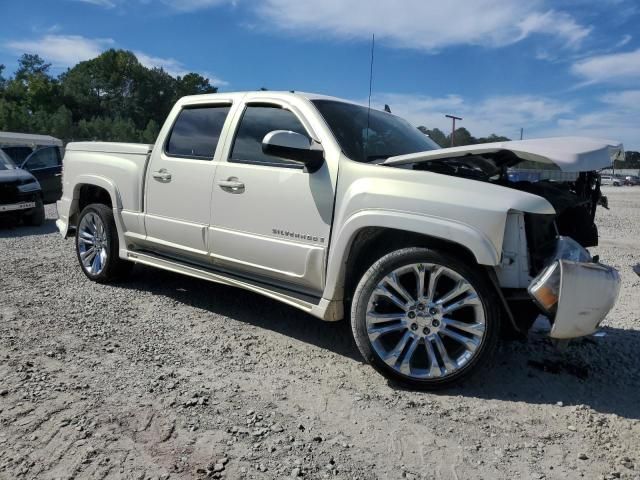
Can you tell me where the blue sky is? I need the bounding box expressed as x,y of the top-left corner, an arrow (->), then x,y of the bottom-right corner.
1,0 -> 639,149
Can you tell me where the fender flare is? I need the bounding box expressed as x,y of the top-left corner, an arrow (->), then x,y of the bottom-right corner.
68,175 -> 127,250
323,209 -> 501,301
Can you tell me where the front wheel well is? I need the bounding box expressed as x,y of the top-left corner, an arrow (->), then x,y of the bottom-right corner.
343,227 -> 479,302
77,184 -> 113,211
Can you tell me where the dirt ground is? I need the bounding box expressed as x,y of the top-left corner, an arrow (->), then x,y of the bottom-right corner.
1,187 -> 639,480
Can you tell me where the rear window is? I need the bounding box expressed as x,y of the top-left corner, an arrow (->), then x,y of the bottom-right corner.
166,105 -> 231,159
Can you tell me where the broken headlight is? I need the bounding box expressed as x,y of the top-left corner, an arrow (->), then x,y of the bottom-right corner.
527,236 -> 591,315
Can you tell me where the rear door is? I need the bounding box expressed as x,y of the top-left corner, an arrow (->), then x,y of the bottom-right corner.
143,101 -> 233,264
22,147 -> 62,203
209,100 -> 337,295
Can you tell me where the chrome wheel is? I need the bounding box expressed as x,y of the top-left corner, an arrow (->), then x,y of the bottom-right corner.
78,212 -> 108,276
366,263 -> 486,380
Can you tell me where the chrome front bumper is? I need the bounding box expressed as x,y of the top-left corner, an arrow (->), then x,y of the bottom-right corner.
549,260 -> 620,339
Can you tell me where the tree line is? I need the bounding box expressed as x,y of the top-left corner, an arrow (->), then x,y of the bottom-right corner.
0,50 -> 217,144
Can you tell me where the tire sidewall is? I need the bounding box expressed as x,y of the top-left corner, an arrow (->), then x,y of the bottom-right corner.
350,247 -> 499,389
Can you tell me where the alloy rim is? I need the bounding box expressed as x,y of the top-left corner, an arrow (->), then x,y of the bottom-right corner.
366,263 -> 486,380
78,212 -> 108,275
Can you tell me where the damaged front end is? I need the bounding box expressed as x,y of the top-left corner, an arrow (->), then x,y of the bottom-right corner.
528,237 -> 620,338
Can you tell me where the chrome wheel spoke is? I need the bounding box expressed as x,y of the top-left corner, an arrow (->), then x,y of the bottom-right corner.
439,327 -> 480,351
436,280 -> 471,306
432,334 -> 456,372
366,311 -> 405,324
442,292 -> 480,315
381,330 -> 413,367
424,338 -> 443,377
413,264 -> 426,299
373,285 -> 410,311
442,317 -> 485,336
368,322 -> 406,341
425,266 -> 443,302
399,337 -> 420,375
384,272 -> 415,305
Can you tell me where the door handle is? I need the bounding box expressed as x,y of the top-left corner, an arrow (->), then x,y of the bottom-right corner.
217,177 -> 245,193
152,169 -> 172,182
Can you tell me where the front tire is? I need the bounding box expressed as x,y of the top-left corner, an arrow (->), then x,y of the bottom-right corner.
350,247 -> 500,389
75,203 -> 133,283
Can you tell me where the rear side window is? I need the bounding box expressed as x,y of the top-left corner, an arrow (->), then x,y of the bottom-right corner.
24,147 -> 61,169
166,105 -> 230,159
230,105 -> 308,167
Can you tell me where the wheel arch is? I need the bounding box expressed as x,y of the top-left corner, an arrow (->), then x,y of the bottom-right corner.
323,210 -> 501,304
68,175 -> 122,230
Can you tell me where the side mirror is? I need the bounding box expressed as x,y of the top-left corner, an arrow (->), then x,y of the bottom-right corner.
262,130 -> 324,173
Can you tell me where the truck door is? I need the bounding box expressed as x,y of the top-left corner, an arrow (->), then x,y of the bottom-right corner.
21,147 -> 62,203
144,102 -> 232,263
210,101 -> 336,296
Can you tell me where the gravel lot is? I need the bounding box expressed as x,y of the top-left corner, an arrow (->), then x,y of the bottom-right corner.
1,187 -> 639,480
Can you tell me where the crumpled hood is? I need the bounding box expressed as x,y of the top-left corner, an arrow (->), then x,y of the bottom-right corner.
383,136 -> 624,173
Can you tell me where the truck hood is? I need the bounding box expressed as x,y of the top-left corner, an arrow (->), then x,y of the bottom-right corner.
0,167 -> 37,185
383,136 -> 624,173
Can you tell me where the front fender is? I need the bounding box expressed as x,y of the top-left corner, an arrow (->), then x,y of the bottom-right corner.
322,209 -> 501,301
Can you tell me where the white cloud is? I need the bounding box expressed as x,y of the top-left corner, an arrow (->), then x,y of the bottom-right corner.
374,91 -> 640,150
516,10 -> 591,47
4,35 -> 114,66
255,0 -> 591,51
70,0 -> 116,7
571,49 -> 640,85
3,34 -> 227,86
615,34 -> 632,48
159,0 -> 232,11
134,50 -> 229,85
369,92 -> 574,141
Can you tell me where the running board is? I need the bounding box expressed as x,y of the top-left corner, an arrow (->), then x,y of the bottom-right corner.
123,250 -> 340,320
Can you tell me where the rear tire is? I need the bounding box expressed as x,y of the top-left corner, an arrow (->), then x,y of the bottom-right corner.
23,197 -> 45,226
75,203 -> 133,283
350,247 -> 500,390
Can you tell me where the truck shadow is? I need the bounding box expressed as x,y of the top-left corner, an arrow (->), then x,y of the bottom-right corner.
120,265 -> 640,420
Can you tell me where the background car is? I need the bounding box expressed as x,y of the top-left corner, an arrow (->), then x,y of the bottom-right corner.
0,149 -> 45,225
0,132 -> 64,204
600,175 -> 622,186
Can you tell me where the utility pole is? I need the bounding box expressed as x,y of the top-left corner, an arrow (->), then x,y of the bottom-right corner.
520,128 -> 524,140
445,114 -> 462,147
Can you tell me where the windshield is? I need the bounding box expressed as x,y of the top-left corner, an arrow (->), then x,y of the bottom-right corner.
0,149 -> 17,170
312,100 -> 440,163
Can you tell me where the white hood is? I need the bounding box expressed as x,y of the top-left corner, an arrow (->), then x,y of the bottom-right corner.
383,136 -> 624,173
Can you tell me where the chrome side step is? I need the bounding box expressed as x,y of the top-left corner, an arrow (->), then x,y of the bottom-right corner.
122,250 -> 337,319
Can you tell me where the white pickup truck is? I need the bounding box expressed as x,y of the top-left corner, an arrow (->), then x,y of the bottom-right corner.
57,91 -> 622,388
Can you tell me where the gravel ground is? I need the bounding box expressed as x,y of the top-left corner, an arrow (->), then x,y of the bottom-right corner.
1,187 -> 639,480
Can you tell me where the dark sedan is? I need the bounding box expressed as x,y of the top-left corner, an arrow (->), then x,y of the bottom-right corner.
0,149 -> 45,225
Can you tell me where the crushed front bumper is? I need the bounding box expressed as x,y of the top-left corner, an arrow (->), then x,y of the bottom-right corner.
548,260 -> 620,339
527,236 -> 621,339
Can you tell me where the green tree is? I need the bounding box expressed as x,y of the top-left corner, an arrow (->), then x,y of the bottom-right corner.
418,126 -> 448,147
140,119 -> 160,144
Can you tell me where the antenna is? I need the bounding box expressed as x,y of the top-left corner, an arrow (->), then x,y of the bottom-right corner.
365,33 -> 375,159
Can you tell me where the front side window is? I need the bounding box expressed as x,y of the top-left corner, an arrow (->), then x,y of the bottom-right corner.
230,105 -> 308,167
24,147 -> 60,170
312,100 -> 440,163
166,105 -> 231,159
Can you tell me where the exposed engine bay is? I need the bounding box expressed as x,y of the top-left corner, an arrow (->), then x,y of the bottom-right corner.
404,150 -> 605,270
